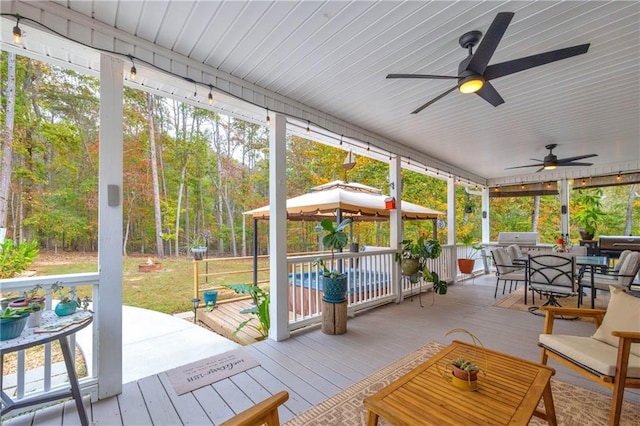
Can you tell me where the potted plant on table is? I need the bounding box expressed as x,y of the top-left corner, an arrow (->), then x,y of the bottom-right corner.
441,328 -> 487,391
51,284 -> 81,317
0,306 -> 32,341
314,218 -> 353,303
457,234 -> 484,275
8,284 -> 46,310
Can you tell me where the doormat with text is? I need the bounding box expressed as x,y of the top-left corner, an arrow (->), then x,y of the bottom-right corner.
166,348 -> 260,395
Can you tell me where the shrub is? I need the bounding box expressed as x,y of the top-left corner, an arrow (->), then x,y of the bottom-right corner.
0,239 -> 39,279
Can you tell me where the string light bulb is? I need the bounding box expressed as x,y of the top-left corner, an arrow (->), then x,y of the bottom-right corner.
266,108 -> 270,126
340,135 -> 343,146
306,121 -> 310,135
616,172 -> 621,181
208,85 -> 213,106
127,55 -> 137,81
12,15 -> 22,44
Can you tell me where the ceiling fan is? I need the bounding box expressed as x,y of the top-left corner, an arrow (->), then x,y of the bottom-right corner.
387,12 -> 590,114
505,144 -> 598,172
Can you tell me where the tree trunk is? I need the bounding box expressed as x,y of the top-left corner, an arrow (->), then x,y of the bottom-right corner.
0,52 -> 17,228
146,93 -> 164,258
215,118 -> 224,255
532,195 -> 540,231
175,162 -> 187,256
624,185 -> 637,236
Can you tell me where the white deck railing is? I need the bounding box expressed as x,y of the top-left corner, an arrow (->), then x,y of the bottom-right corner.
1,273 -> 99,413
287,245 -> 457,330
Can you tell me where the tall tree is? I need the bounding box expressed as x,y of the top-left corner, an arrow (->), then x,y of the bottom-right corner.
624,184 -> 638,235
532,195 -> 540,231
0,53 -> 17,229
146,93 -> 164,257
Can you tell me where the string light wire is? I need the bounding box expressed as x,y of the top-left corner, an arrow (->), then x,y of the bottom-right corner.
0,12 -> 482,187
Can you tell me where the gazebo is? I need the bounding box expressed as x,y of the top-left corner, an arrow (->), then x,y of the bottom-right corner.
244,180 -> 444,222
244,180 -> 444,286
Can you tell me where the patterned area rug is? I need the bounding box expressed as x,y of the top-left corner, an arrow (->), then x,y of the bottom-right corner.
493,286 -> 609,312
284,341 -> 640,426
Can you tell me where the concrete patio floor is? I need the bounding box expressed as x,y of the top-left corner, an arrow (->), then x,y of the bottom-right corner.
76,305 -> 240,384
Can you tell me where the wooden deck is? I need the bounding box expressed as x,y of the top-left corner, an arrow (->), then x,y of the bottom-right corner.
197,299 -> 265,345
3,274 -> 639,425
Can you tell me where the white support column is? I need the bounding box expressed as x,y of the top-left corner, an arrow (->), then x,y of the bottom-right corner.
97,54 -> 123,399
447,177 -> 458,282
447,177 -> 456,245
269,113 -> 289,341
389,156 -> 402,303
481,188 -> 490,244
560,179 -> 570,238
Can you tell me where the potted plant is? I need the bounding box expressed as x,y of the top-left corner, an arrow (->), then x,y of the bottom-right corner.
51,284 -> 81,317
26,301 -> 43,327
442,328 -> 487,391
314,218 -> 353,303
1,307 -> 31,341
190,235 -> 208,260
444,357 -> 486,391
9,284 -> 46,310
573,188 -> 604,241
396,237 -> 430,281
457,234 -> 484,274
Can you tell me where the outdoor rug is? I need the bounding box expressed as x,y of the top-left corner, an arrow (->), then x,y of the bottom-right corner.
493,286 -> 610,312
284,341 -> 640,426
166,347 -> 259,395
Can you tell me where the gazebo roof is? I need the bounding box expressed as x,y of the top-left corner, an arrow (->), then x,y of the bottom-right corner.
244,180 -> 444,221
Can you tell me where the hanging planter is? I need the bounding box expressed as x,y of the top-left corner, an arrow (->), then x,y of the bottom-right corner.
191,247 -> 207,261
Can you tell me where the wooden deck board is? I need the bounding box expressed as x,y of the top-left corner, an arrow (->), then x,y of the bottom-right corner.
4,274 -> 639,426
197,300 -> 264,345
117,381 -> 153,425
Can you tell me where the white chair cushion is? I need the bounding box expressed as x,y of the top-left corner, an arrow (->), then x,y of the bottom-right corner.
500,270 -> 527,281
592,286 -> 640,357
539,334 -> 640,378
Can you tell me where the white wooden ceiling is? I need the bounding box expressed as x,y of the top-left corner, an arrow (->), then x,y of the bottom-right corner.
1,1 -> 639,186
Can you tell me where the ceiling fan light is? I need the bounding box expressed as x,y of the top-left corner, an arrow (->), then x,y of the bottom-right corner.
459,75 -> 484,94
543,164 -> 557,170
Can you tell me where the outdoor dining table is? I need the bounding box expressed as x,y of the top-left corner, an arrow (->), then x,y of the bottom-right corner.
518,254 -> 609,306
575,255 -> 610,309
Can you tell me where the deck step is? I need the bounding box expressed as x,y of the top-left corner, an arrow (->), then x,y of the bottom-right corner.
196,299 -> 264,345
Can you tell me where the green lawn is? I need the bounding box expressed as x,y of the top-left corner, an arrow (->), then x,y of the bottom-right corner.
29,253 -> 270,314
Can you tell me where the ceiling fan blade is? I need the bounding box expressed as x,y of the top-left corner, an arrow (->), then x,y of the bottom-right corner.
386,73 -> 458,80
475,81 -> 504,106
504,163 -> 544,170
556,154 -> 598,164
484,44 -> 590,80
557,161 -> 594,167
411,86 -> 457,114
466,12 -> 514,74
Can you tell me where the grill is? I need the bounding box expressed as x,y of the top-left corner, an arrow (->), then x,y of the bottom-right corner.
497,232 -> 540,248
598,236 -> 640,259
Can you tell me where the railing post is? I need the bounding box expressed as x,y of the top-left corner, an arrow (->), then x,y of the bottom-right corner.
193,260 -> 199,299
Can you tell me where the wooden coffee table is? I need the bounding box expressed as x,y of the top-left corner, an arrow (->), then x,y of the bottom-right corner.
363,340 -> 557,425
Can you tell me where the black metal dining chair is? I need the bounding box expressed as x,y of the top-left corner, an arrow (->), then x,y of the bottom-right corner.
528,253 -> 576,316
